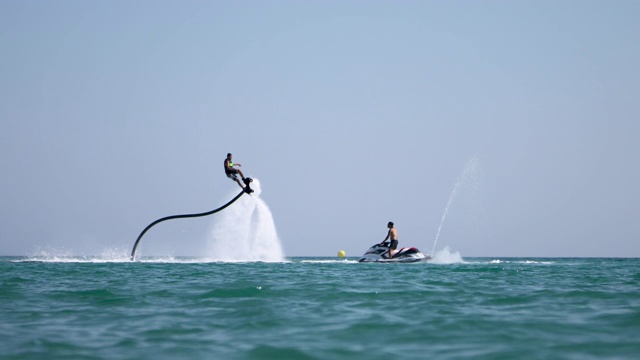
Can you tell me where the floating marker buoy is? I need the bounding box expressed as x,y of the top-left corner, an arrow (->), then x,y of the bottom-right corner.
338,250 -> 346,258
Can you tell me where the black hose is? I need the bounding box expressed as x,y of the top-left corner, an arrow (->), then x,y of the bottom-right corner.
130,189 -> 246,261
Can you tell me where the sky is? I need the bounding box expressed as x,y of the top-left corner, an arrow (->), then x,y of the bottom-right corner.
1,1 -> 639,258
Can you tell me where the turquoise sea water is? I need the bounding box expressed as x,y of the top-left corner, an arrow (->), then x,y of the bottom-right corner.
1,256 -> 639,359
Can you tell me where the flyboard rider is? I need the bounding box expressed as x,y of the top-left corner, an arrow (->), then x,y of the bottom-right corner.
224,153 -> 253,193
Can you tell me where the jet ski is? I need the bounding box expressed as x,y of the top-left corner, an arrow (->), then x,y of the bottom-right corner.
358,241 -> 430,263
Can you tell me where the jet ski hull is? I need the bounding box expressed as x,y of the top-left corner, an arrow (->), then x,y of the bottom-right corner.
358,242 -> 430,263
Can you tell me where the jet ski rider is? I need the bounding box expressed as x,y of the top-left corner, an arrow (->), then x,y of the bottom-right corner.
224,153 -> 247,190
381,221 -> 399,259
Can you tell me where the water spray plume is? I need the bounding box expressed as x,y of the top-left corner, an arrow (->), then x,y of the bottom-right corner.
431,246 -> 465,264
208,179 -> 285,262
431,156 -> 479,255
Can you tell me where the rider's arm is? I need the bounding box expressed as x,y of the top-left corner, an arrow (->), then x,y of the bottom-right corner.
381,230 -> 390,244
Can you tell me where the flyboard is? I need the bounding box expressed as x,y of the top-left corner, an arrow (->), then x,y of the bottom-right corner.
130,178 -> 254,260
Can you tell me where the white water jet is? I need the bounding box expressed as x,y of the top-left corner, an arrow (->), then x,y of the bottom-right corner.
207,179 -> 285,262
431,156 -> 479,255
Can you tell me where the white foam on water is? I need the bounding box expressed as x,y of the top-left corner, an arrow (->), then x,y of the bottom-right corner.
430,246 -> 465,264
22,246 -> 132,263
299,259 -> 359,264
486,259 -> 555,265
14,255 -> 248,264
206,179 -> 285,262
516,260 -> 556,265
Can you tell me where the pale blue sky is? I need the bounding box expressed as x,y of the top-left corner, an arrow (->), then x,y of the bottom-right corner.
1,1 -> 639,257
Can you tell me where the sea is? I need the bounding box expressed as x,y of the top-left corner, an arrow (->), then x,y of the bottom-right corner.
1,256 -> 639,360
